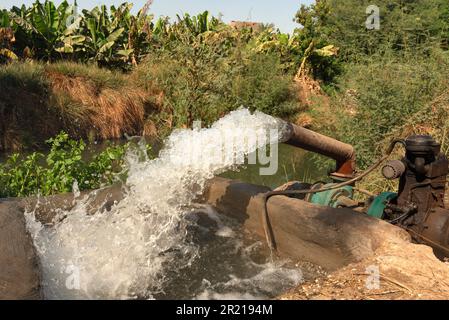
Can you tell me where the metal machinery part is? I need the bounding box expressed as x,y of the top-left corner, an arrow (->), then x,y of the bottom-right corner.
308,183 -> 354,208
366,192 -> 398,219
284,123 -> 356,179
382,160 -> 406,180
278,128 -> 449,259
313,135 -> 449,258
381,135 -> 449,258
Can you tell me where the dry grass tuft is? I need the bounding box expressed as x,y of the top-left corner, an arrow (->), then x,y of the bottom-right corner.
48,71 -> 148,140
0,61 -> 163,151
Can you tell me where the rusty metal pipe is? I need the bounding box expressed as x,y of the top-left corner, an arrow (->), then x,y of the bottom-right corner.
283,123 -> 356,177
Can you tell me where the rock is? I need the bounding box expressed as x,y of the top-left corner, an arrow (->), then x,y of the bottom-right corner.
0,200 -> 41,299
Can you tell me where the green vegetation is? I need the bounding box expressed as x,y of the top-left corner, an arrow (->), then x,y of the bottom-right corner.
0,1 -> 322,197
1,1 -> 151,68
333,51 -> 449,168
0,132 -> 127,197
0,61 -> 156,151
295,0 -> 449,61
136,35 -> 298,132
0,0 -> 331,72
2,1 -> 332,152
296,0 -> 449,179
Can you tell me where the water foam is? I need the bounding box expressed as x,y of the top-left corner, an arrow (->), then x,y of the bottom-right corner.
195,264 -> 304,300
25,108 -> 289,299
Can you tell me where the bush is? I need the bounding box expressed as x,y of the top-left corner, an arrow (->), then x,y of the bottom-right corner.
231,54 -> 299,117
0,132 -> 128,197
314,49 -> 449,169
136,34 -> 299,132
296,0 -> 449,62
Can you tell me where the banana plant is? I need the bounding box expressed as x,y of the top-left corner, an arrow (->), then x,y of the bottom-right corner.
0,10 -> 18,62
175,11 -> 219,36
314,45 -> 339,57
0,27 -> 18,61
79,5 -> 129,66
28,0 -> 69,58
110,2 -> 151,65
153,16 -> 169,36
0,9 -> 10,28
57,2 -> 85,54
128,1 -> 154,62
8,0 -> 80,60
7,1 -> 154,67
196,11 -> 214,33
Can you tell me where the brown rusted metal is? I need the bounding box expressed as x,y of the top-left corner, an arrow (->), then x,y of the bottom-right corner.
283,123 -> 356,177
389,135 -> 449,258
416,208 -> 449,259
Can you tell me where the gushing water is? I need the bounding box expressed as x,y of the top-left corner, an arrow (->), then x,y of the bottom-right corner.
25,109 -> 297,299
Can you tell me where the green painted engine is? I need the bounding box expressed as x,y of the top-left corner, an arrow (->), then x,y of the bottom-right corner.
308,183 -> 354,208
297,183 -> 397,219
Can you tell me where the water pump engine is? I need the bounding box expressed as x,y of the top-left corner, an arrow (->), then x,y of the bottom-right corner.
278,123 -> 449,258
302,134 -> 449,258
370,135 -> 449,258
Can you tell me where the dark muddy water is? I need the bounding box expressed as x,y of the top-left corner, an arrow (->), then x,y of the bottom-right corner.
220,143 -> 328,188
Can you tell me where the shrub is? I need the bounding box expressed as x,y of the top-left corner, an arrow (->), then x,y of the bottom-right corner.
231,53 -> 299,117
0,132 -> 128,197
314,49 -> 449,169
295,0 -> 449,62
136,35 -> 300,132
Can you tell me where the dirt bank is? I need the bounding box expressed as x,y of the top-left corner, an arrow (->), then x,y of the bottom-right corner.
280,240 -> 449,300
0,62 -> 162,152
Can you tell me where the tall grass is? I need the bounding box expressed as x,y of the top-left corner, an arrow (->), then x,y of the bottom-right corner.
0,61 -> 158,151
331,49 -> 449,168
136,40 -> 300,133
0,49 -> 300,151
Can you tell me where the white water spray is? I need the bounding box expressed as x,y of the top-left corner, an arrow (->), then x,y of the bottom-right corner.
25,108 -> 290,299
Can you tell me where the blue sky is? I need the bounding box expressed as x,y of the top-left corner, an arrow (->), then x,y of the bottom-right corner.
1,0 -> 315,33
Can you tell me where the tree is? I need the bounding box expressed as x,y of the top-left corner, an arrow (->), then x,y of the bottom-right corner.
295,0 -> 449,61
